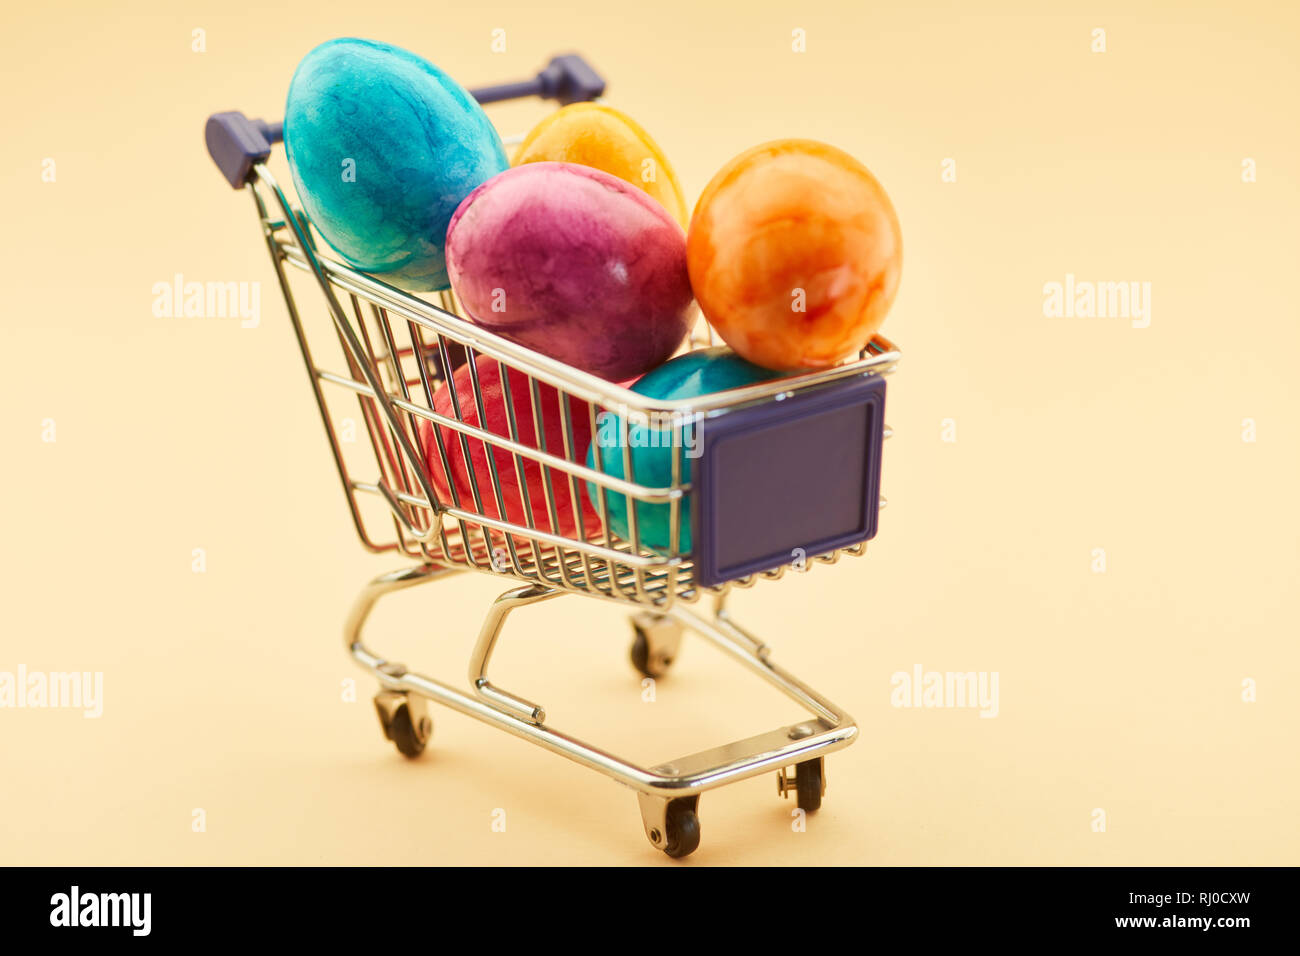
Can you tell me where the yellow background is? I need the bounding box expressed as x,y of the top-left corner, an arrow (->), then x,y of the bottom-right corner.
2,0 -> 1297,865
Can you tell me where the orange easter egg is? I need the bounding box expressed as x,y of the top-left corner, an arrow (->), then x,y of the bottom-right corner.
686,139 -> 902,371
513,103 -> 689,226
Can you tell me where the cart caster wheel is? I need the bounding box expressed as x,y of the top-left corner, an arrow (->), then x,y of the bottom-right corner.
796,758 -> 824,812
661,798 -> 701,859
374,691 -> 432,759
630,630 -> 661,678
638,793 -> 701,859
630,614 -> 683,679
388,703 -> 431,758
777,757 -> 826,812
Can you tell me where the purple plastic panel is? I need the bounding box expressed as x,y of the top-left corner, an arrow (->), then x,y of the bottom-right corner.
692,374 -> 887,587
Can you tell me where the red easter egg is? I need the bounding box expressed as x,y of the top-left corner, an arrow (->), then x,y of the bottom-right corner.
418,359 -> 600,547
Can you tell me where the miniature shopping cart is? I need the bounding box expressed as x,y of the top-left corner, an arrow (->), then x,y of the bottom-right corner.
205,53 -> 900,858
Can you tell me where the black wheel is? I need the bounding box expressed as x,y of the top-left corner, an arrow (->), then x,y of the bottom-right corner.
631,629 -> 653,677
631,627 -> 673,679
388,703 -> 429,759
662,798 -> 701,859
795,759 -> 823,812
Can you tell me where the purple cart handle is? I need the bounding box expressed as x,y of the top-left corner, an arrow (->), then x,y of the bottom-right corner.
205,53 -> 605,189
470,53 -> 605,105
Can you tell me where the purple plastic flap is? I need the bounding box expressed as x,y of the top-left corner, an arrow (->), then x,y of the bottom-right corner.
692,374 -> 887,587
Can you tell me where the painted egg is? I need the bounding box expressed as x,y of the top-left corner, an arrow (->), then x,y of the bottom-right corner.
513,103 -> 688,226
284,38 -> 508,291
687,139 -> 902,370
585,347 -> 781,553
445,162 -> 694,382
418,358 -> 599,545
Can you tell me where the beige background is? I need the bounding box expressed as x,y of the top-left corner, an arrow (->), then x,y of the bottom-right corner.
2,0 -> 1297,865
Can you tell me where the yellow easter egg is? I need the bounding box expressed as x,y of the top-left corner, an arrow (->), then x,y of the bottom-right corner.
513,103 -> 688,227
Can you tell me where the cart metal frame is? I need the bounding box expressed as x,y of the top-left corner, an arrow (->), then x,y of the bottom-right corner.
205,52 -> 899,858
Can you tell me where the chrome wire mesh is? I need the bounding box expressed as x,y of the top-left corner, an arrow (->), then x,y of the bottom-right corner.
249,165 -> 899,610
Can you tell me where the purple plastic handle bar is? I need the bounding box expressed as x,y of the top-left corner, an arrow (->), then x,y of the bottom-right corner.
205,53 -> 605,189
473,54 -> 605,105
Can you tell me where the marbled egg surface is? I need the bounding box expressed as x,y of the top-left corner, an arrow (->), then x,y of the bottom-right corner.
513,103 -> 688,226
584,347 -> 782,552
446,162 -> 694,382
687,139 -> 902,370
284,38 -> 507,291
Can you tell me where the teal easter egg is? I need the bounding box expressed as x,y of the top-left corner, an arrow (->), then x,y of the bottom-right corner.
585,347 -> 782,553
284,38 -> 508,291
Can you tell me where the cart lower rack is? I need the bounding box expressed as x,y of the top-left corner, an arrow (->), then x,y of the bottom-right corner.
206,53 -> 900,858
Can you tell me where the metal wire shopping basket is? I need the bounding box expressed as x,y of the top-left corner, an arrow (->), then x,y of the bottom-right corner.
205,52 -> 900,859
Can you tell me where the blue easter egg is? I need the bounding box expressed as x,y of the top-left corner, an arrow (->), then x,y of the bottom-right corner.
284,38 -> 508,291
585,347 -> 782,553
